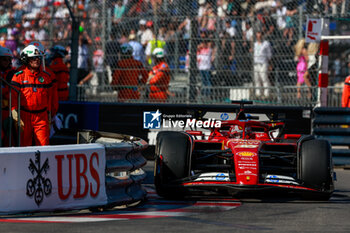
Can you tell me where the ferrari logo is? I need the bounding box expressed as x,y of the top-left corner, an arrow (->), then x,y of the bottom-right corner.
38,77 -> 44,83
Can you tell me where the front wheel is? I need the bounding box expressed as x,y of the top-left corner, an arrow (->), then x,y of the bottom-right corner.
298,139 -> 333,200
154,131 -> 192,198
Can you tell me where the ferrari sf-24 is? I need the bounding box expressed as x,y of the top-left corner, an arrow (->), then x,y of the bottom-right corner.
154,103 -> 334,200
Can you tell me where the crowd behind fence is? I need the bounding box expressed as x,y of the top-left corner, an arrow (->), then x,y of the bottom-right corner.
1,0 -> 350,106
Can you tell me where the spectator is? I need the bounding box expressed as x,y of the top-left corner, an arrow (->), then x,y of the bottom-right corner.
177,16 -> 191,54
303,42 -> 319,100
223,20 -> 237,37
262,8 -> 278,42
164,21 -> 177,68
128,30 -> 146,65
111,43 -> 148,102
284,0 -> 297,46
145,32 -> 166,66
198,0 -> 207,18
294,39 -> 307,99
113,0 -> 125,25
197,30 -> 214,98
0,6 -> 10,35
275,0 -> 287,32
227,0 -> 242,19
118,30 -> 129,45
92,43 -> 106,91
105,28 -> 121,84
199,4 -> 216,33
217,29 -> 235,85
253,30 -> 272,98
217,0 -> 228,19
77,32 -> 92,84
235,19 -> 252,84
137,19 -> 154,48
242,19 -> 253,42
216,30 -> 236,101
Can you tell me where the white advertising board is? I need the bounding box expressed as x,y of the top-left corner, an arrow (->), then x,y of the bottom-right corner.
0,144 -> 107,214
305,17 -> 322,43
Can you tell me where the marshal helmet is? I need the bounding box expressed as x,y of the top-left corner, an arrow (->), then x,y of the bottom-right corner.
152,47 -> 165,58
0,46 -> 13,57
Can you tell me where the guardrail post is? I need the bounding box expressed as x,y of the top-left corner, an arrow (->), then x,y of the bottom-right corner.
317,40 -> 329,107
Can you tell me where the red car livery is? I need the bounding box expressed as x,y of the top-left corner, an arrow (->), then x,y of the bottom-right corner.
154,102 -> 334,200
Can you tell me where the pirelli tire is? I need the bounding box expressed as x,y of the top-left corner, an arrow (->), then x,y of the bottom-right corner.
298,139 -> 333,200
154,131 -> 192,198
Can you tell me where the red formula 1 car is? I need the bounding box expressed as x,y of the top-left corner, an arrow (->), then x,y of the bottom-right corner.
154,103 -> 334,200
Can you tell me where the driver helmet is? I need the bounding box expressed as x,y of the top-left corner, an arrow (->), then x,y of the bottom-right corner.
230,125 -> 243,138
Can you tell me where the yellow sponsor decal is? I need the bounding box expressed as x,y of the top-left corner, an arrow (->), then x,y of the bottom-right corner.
237,151 -> 255,156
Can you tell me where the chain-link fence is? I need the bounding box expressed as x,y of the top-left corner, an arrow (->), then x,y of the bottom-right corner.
1,0 -> 350,106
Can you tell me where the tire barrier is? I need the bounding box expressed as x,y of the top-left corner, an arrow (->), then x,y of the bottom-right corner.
0,131 -> 147,214
78,130 -> 148,209
313,107 -> 350,166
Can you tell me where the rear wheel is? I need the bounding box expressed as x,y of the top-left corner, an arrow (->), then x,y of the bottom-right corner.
154,131 -> 192,198
298,139 -> 333,200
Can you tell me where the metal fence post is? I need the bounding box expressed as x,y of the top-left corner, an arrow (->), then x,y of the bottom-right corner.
189,17 -> 198,103
65,0 -> 79,101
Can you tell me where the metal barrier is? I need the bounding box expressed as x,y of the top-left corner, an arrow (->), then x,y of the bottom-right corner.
76,84 -> 344,107
313,107 -> 350,166
78,130 -> 148,209
0,77 -> 21,147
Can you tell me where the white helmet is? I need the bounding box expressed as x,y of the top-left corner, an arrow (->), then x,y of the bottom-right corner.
0,46 -> 13,57
20,44 -> 42,64
152,47 -> 165,58
29,41 -> 46,56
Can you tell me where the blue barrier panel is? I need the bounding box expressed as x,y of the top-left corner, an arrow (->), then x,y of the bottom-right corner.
313,107 -> 350,166
57,101 -> 100,130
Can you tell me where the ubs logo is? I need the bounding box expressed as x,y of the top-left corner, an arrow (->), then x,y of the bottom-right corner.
26,151 -> 52,206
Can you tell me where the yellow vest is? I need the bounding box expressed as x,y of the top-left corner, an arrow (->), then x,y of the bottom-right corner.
148,40 -> 166,65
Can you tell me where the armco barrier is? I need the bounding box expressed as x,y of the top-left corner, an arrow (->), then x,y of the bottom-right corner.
313,107 -> 350,166
0,130 -> 147,214
78,130 -> 147,209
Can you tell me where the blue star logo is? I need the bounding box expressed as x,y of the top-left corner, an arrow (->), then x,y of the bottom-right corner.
143,110 -> 162,129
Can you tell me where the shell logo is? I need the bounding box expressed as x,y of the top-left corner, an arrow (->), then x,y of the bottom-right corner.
237,151 -> 256,156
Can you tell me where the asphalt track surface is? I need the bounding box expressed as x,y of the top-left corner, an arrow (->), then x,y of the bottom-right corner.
1,161 -> 350,233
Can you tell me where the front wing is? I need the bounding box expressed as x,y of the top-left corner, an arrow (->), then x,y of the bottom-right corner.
163,173 -> 331,196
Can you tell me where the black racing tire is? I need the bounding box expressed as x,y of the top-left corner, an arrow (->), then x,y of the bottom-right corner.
298,139 -> 333,200
154,131 -> 192,198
